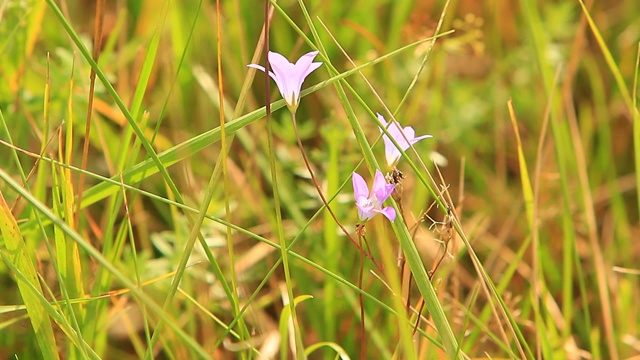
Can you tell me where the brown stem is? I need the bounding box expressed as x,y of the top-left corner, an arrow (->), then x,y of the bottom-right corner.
75,0 -> 105,227
358,233 -> 366,360
412,296 -> 426,336
291,112 -> 383,271
412,208 -> 452,336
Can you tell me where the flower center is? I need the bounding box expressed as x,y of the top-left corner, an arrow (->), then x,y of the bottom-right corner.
358,197 -> 374,211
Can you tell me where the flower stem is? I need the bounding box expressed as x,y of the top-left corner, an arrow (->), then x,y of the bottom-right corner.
291,113 -> 383,271
358,232 -> 367,360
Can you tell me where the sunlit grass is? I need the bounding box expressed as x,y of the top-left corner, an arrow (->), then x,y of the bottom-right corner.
0,0 -> 638,359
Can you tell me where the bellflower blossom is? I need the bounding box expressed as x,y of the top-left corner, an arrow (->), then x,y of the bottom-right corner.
352,170 -> 396,222
378,113 -> 432,167
247,50 -> 322,112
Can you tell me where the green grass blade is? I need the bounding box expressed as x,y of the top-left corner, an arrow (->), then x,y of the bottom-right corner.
279,295 -> 313,360
633,43 -> 640,224
577,0 -> 633,112
0,169 -> 212,359
0,192 -> 60,360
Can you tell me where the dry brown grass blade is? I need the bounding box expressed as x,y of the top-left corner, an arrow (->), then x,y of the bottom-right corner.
75,0 -> 105,227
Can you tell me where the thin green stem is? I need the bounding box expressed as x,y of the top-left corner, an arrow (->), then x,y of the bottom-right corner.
268,109 -> 304,358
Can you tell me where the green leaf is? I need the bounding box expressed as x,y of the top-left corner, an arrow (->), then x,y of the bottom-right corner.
279,295 -> 313,360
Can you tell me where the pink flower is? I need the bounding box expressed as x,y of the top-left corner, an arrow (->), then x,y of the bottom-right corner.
247,51 -> 322,112
352,170 -> 396,222
378,113 -> 432,167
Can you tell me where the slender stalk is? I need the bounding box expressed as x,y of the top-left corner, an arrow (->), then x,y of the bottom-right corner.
75,0 -> 104,227
357,228 -> 367,360
216,0 -> 246,357
290,113 -> 383,271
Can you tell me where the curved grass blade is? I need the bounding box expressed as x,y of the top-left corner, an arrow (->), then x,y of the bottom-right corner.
279,295 -> 313,360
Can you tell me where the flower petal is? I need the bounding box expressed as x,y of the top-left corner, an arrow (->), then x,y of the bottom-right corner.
247,51 -> 323,111
402,126 -> 416,140
303,61 -> 323,79
357,206 -> 375,222
379,115 -> 407,166
411,134 -> 433,144
355,195 -> 376,222
247,63 -> 278,83
380,206 -> 396,222
294,51 -> 322,78
268,51 -> 294,71
376,113 -> 389,129
267,52 -> 296,104
246,63 -> 266,72
377,113 -> 432,166
372,170 -> 395,202
372,170 -> 386,190
383,141 -> 401,166
288,52 -> 322,107
352,172 -> 369,199
258,51 -> 322,110
389,123 -> 410,150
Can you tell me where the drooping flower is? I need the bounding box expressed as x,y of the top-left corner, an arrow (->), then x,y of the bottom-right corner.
352,170 -> 396,222
247,50 -> 322,112
377,113 -> 432,167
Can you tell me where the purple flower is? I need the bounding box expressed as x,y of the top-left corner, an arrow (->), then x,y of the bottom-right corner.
247,51 -> 322,112
352,170 -> 396,222
378,113 -> 432,167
